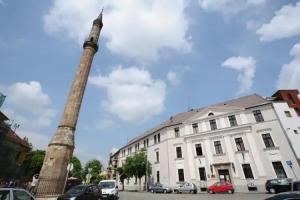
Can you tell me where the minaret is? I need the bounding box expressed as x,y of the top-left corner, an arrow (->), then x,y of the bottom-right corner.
36,12 -> 103,198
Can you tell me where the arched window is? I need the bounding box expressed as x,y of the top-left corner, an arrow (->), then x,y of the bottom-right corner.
208,112 -> 214,116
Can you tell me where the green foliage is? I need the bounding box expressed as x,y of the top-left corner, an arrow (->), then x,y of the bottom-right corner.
70,156 -> 82,178
23,150 -> 45,177
98,173 -> 107,181
83,159 -> 102,182
120,151 -> 151,190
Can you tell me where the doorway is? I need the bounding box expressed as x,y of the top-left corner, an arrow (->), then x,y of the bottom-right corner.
218,169 -> 231,183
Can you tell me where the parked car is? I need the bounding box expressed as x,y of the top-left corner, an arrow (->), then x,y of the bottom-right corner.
57,184 -> 101,200
207,181 -> 234,194
265,191 -> 300,200
173,182 -> 197,194
99,180 -> 118,200
149,183 -> 172,193
265,178 -> 293,194
293,181 -> 300,191
0,188 -> 35,200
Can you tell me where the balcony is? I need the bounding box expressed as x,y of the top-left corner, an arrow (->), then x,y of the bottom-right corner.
212,153 -> 230,165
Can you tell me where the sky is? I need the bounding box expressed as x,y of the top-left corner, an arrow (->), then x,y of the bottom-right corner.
0,0 -> 300,167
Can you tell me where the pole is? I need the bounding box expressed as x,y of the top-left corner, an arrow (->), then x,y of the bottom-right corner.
291,167 -> 298,180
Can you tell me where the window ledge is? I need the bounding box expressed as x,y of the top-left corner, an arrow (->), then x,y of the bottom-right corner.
175,158 -> 184,160
235,150 -> 249,154
213,153 -> 226,156
194,155 -> 205,158
263,146 -> 279,151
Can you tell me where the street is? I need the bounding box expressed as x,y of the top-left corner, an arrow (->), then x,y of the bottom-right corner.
119,191 -> 273,200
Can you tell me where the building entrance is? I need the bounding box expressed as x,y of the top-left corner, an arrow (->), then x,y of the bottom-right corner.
218,169 -> 231,183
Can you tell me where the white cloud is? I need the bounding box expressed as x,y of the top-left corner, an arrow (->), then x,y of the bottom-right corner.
167,71 -> 179,85
89,66 -> 166,123
198,0 -> 266,13
256,2 -> 300,41
167,65 -> 191,85
222,56 -> 256,94
277,43 -> 300,90
44,0 -> 191,61
94,119 -> 115,130
1,81 -> 56,149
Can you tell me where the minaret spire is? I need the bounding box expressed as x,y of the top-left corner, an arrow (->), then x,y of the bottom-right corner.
36,12 -> 104,198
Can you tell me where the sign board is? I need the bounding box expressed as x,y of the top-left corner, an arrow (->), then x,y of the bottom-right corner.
286,160 -> 293,168
67,163 -> 74,171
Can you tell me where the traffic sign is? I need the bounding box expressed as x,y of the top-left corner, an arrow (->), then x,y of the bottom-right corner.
286,160 -> 293,168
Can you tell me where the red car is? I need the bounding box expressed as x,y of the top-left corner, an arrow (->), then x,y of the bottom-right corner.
207,182 -> 234,194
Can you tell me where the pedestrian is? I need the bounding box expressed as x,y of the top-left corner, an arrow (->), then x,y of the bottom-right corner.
29,174 -> 39,194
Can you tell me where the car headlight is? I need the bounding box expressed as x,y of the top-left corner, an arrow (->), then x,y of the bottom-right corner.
110,189 -> 116,194
69,197 -> 76,200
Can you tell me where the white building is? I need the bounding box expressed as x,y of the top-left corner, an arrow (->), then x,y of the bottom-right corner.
116,92 -> 300,192
271,90 -> 300,163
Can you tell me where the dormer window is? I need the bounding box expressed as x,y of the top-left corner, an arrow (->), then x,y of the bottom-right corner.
208,112 -> 214,116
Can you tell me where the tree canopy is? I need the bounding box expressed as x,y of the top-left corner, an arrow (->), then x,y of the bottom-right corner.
119,150 -> 151,190
70,156 -> 82,178
23,150 -> 45,177
83,159 -> 102,182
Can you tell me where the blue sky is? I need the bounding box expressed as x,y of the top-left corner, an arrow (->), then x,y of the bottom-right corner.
1,0 -> 300,166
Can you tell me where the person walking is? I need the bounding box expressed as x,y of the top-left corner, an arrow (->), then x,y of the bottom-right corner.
29,174 -> 39,194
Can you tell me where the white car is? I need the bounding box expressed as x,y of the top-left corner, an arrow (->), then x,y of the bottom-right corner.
0,188 -> 35,200
99,180 -> 118,200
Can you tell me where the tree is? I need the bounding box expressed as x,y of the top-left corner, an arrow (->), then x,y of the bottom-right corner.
116,167 -> 128,191
132,151 -> 151,191
121,150 -> 151,191
83,159 -> 102,183
69,156 -> 82,178
23,150 -> 45,177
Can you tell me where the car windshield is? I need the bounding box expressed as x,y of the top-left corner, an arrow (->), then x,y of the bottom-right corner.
100,182 -> 115,189
66,185 -> 86,194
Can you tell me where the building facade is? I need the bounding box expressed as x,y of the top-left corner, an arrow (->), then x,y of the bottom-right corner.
115,92 -> 300,192
271,90 -> 300,164
0,110 -> 31,179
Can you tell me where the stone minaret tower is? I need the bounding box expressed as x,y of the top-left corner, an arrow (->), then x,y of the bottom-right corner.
36,12 -> 103,198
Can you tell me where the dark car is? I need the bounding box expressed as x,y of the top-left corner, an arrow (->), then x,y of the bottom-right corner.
265,192 -> 300,200
293,181 -> 300,191
265,178 -> 293,194
149,183 -> 172,193
57,184 -> 101,200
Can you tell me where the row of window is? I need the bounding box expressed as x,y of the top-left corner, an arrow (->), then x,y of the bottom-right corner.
156,133 -> 275,161
178,110 -> 265,137
155,161 -> 287,183
122,110 -> 266,157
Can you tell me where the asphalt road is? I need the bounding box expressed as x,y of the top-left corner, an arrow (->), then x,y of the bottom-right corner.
119,191 -> 273,200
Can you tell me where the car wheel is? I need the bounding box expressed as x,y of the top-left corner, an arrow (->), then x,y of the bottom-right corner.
193,190 -> 197,194
269,188 -> 276,194
163,190 -> 167,193
228,190 -> 233,194
209,190 -> 214,194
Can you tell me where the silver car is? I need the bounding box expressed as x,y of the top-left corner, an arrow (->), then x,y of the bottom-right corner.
174,182 -> 197,194
0,188 -> 35,200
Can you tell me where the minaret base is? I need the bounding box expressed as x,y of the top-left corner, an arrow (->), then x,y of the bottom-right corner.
36,127 -> 74,197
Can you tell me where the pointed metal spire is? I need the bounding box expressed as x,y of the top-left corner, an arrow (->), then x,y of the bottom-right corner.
99,7 -> 104,19
93,8 -> 103,26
